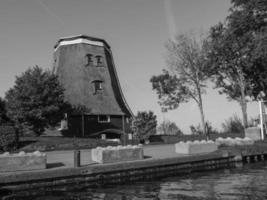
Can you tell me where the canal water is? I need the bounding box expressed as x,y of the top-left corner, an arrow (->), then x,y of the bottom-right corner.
4,162 -> 267,200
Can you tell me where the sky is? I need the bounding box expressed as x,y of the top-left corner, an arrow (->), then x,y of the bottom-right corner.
0,0 -> 260,134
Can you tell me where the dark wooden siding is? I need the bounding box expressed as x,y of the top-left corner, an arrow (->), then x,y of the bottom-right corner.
65,115 -> 131,137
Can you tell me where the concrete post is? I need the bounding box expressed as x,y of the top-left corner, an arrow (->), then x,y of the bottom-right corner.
122,115 -> 126,145
82,115 -> 85,137
259,101 -> 265,140
74,150 -> 80,168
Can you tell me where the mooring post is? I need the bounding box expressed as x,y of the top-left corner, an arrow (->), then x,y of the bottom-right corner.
259,100 -> 265,140
234,154 -> 243,168
254,155 -> 258,162
74,150 -> 81,168
221,150 -> 229,158
122,115 -> 126,145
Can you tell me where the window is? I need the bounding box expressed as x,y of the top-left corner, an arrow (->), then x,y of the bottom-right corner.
94,81 -> 102,90
126,117 -> 129,123
92,80 -> 103,94
86,54 -> 93,65
98,115 -> 110,123
95,55 -> 103,66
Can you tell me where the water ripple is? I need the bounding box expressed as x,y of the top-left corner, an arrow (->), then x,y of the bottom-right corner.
3,162 -> 267,200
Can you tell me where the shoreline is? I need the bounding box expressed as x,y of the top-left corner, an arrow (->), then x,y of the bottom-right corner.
1,143 -> 267,192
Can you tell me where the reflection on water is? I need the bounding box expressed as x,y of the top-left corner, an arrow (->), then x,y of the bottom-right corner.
3,162 -> 267,200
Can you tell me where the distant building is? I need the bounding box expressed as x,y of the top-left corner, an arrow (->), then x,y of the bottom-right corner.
53,35 -> 133,138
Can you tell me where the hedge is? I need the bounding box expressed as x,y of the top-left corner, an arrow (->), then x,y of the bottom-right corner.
149,132 -> 244,144
0,124 -> 18,152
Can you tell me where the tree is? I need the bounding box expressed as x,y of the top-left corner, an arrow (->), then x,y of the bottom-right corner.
151,34 -> 210,134
131,111 -> 157,141
0,98 -> 9,124
206,24 -> 250,127
206,0 -> 267,127
157,120 -> 183,135
231,0 -> 267,100
5,66 -> 68,135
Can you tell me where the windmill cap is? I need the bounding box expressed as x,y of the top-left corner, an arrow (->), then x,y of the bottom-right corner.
54,34 -> 111,49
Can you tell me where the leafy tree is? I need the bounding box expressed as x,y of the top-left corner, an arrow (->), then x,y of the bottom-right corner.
131,111 -> 157,141
5,66 -> 68,135
206,24 -> 250,127
0,98 -> 10,124
232,0 -> 267,100
206,0 -> 267,127
151,34 -> 210,134
157,120 -> 183,135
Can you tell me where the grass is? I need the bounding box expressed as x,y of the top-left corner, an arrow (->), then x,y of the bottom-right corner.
11,133 -> 262,153
17,136 -> 120,152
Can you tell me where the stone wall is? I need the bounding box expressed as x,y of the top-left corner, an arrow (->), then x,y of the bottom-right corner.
245,127 -> 262,141
175,140 -> 218,154
0,151 -> 46,172
92,145 -> 143,163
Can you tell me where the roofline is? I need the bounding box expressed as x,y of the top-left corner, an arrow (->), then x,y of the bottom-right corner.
70,113 -> 131,117
108,48 -> 134,118
54,34 -> 111,49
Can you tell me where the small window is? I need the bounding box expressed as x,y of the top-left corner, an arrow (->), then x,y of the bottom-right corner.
92,80 -> 103,94
86,54 -> 93,65
95,55 -> 103,66
126,117 -> 129,123
98,115 -> 110,123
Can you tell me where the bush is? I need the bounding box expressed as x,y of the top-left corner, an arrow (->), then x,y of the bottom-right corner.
131,111 -> 157,140
157,120 -> 184,135
0,124 -> 18,152
148,132 -> 244,144
190,122 -> 219,135
190,124 -> 203,135
222,115 -> 244,134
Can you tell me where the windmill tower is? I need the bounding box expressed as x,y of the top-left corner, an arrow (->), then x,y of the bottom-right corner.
53,35 -> 133,138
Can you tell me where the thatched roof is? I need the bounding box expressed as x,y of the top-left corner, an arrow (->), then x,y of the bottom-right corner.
53,35 -> 133,117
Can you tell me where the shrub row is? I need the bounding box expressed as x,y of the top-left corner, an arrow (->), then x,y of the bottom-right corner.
18,136 -> 139,152
149,132 -> 244,144
0,124 -> 18,152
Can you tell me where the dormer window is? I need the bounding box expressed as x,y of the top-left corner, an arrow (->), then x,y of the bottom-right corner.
86,54 -> 93,65
92,80 -> 103,94
95,55 -> 103,66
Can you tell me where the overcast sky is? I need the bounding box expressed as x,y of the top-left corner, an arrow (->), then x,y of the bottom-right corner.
0,0 -> 259,133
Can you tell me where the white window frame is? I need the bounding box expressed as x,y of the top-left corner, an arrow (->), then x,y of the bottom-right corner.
95,81 -> 103,90
98,115 -> 110,123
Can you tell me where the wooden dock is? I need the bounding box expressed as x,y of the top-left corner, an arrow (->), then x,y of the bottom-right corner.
1,143 -> 267,193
